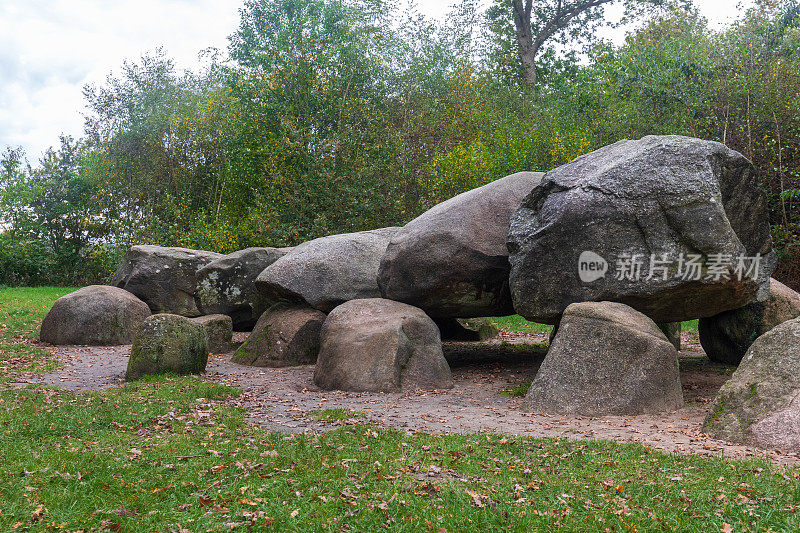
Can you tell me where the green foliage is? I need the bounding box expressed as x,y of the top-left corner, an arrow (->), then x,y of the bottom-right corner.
2,0 -> 800,286
0,139 -> 114,285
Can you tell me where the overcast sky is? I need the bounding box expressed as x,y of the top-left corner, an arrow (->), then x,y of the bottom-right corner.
0,0 -> 753,160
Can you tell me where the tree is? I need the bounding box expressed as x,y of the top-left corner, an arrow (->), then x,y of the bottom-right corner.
500,0 -> 692,86
0,137 -> 112,284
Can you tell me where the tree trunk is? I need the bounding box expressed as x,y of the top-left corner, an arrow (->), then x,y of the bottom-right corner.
511,0 -> 538,86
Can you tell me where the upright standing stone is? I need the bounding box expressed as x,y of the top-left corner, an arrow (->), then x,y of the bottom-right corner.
314,299 -> 453,392
523,302 -> 684,416
232,304 -> 326,367
190,314 -> 234,354
704,317 -> 800,451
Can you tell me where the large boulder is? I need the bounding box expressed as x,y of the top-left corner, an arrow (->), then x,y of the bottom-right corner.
704,317 -> 800,451
508,135 -> 775,324
314,299 -> 453,392
195,247 -> 291,329
190,314 -> 234,354
379,172 -> 544,318
699,278 -> 800,365
256,228 -> 399,313
523,302 -> 684,416
232,304 -> 326,367
40,285 -> 151,345
126,314 -> 208,380
113,245 -> 223,317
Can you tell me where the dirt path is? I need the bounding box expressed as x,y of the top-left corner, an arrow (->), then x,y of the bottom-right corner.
10,333 -> 799,465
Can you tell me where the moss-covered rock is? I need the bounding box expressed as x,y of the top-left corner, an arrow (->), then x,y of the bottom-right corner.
459,318 -> 499,340
232,304 -> 325,367
126,314 -> 208,381
190,314 -> 233,354
703,317 -> 800,451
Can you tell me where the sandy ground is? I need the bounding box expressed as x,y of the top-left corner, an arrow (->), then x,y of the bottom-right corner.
9,332 -> 800,465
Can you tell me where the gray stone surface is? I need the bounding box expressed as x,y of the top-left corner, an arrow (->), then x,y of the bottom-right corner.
232,304 -> 326,367
658,322 -> 682,351
700,278 -> 800,365
190,314 -> 234,354
126,314 -> 208,380
379,172 -> 544,318
196,247 -> 291,329
314,299 -> 453,392
256,228 -> 399,313
704,317 -> 800,451
113,245 -> 223,317
523,301 -> 684,416
40,285 -> 151,346
508,135 -> 775,324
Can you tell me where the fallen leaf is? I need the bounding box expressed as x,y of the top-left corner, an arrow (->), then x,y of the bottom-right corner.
466,489 -> 486,508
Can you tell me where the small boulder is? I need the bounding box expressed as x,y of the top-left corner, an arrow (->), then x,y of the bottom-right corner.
314,299 -> 453,392
379,172 -> 544,318
461,318 -> 500,341
112,245 -> 223,317
195,247 -> 291,330
190,314 -> 234,354
700,278 -> 800,365
126,314 -> 208,380
256,228 -> 399,313
232,304 -> 326,367
40,285 -> 151,345
523,302 -> 684,416
704,317 -> 800,451
436,318 -> 499,342
508,135 -> 775,324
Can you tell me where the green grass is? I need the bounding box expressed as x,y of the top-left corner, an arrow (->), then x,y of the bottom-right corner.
0,286 -> 78,382
309,408 -> 365,421
682,319 -> 699,331
1,287 -> 799,531
488,315 -> 553,335
500,380 -> 533,397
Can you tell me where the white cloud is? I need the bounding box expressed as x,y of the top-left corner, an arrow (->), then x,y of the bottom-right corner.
0,0 -> 241,158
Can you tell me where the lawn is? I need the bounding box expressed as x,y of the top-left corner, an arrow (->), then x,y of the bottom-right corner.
0,287 -> 798,531
0,287 -> 78,382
